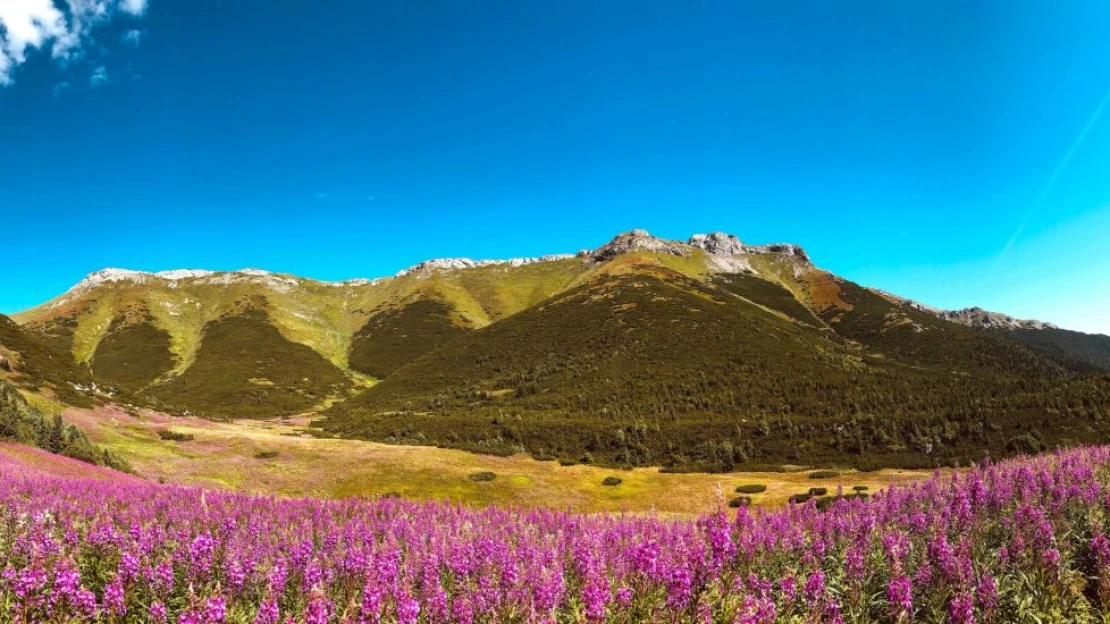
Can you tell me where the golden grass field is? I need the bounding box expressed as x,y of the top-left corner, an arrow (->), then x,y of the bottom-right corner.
55,403 -> 934,516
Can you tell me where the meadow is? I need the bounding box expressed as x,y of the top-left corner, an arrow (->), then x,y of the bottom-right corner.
56,404 -> 927,515
2,441 -> 1110,622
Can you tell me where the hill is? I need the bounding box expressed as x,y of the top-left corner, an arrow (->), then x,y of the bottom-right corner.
12,229 -> 1110,469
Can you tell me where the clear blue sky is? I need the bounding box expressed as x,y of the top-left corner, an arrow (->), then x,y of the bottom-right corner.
2,1 -> 1109,334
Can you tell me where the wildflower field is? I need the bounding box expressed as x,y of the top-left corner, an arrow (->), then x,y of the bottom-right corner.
3,445 -> 1110,623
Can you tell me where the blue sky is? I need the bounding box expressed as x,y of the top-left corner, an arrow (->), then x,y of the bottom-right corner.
1,1 -> 1109,334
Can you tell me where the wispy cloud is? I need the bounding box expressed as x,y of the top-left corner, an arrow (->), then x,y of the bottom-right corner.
315,192 -> 329,200
122,29 -> 145,48
52,80 -> 71,98
0,0 -> 151,86
89,65 -> 108,87
1002,85 -> 1110,255
118,0 -> 147,16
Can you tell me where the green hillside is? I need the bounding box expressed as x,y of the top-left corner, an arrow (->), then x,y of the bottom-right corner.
11,230 -> 1110,471
321,266 -> 1110,470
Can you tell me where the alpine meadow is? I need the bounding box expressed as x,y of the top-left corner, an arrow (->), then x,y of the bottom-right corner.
3,1 -> 1110,622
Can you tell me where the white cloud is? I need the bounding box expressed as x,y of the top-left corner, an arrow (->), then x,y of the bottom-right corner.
89,64 -> 107,86
122,28 -> 144,47
0,0 -> 150,86
51,80 -> 70,97
118,0 -> 147,16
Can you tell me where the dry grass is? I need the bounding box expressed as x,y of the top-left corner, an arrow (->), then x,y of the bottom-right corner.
66,405 -> 933,516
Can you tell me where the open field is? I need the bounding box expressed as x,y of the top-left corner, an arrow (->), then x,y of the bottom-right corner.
61,404 -> 933,515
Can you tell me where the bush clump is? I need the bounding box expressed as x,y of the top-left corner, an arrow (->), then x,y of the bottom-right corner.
254,450 -> 280,459
602,476 -> 623,487
157,430 -> 194,442
809,487 -> 828,496
468,471 -> 497,482
853,485 -> 869,492
728,496 -> 751,508
789,493 -> 813,504
735,484 -> 767,494
808,470 -> 840,479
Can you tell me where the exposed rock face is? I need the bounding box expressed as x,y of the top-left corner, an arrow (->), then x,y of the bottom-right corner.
872,290 -> 1057,331
589,230 -> 691,262
938,307 -> 1057,331
688,232 -> 744,256
395,255 -> 574,277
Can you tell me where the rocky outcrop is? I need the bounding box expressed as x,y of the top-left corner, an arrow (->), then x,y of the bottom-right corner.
937,307 -> 1057,331
688,232 -> 744,256
588,230 -> 692,262
395,254 -> 574,278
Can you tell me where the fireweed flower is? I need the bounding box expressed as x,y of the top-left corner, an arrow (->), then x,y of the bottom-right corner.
887,575 -> 913,621
2,445 -> 1110,621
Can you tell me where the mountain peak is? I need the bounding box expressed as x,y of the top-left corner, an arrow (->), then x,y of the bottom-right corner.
588,229 -> 692,262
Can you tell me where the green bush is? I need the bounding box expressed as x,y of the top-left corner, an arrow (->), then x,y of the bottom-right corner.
852,485 -> 869,492
789,493 -> 813,504
157,430 -> 194,442
254,450 -> 280,459
735,484 -> 767,494
601,476 -> 623,486
558,458 -> 577,466
808,487 -> 828,496
808,470 -> 840,479
728,496 -> 751,508
468,471 -> 497,482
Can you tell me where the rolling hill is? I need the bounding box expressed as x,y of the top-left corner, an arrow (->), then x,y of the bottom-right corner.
10,229 -> 1110,469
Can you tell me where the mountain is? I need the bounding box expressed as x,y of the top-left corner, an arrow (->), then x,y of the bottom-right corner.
12,229 -> 1110,469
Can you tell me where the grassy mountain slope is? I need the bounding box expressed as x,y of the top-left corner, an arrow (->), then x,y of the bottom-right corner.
0,314 -> 98,406
12,230 -> 1110,469
148,307 -> 352,419
0,378 -> 130,471
1003,328 -> 1110,373
321,261 -> 1110,470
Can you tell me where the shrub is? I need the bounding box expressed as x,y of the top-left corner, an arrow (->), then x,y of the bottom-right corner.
602,476 -> 623,486
157,430 -> 194,442
808,470 -> 839,479
468,471 -> 497,482
728,496 -> 751,508
808,487 -> 828,496
254,450 -> 280,459
735,484 -> 767,494
558,458 -> 577,466
789,493 -> 813,504
852,485 -> 869,492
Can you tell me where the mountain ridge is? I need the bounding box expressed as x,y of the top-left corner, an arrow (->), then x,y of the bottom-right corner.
6,228 -> 1110,471
23,229 -> 1090,337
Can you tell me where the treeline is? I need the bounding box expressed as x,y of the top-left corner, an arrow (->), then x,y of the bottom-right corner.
322,273 -> 1110,471
0,380 -> 131,472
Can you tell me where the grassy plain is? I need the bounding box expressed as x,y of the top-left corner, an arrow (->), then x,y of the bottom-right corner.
64,404 -> 932,516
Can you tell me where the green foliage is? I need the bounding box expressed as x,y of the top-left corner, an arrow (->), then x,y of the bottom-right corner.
91,313 -> 175,391
0,379 -> 131,472
789,493 -> 812,504
157,430 -> 194,442
808,487 -> 828,496
735,484 -> 767,494
601,476 -> 622,486
852,485 -> 869,492
348,300 -> 470,378
468,471 -> 497,482
254,450 -> 280,459
149,308 -> 351,419
728,496 -> 751,508
322,271 -> 1110,472
809,470 -> 840,479
0,315 -> 97,407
